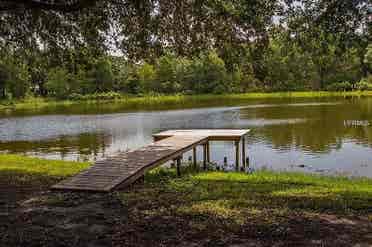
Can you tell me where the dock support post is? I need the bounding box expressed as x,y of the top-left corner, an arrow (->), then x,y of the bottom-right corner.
206,142 -> 210,163
242,136 -> 246,171
203,144 -> 207,170
176,157 -> 181,177
193,147 -> 197,168
235,140 -> 240,171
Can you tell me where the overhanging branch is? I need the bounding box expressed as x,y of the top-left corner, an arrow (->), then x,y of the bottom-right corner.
0,0 -> 96,12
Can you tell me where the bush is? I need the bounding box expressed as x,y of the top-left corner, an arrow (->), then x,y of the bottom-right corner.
356,77 -> 372,91
68,93 -> 84,100
71,92 -> 123,101
326,81 -> 353,92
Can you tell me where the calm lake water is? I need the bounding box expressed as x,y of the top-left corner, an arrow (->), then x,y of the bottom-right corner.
1,97 -> 372,177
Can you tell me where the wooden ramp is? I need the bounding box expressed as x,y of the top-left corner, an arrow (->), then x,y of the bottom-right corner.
52,135 -> 208,192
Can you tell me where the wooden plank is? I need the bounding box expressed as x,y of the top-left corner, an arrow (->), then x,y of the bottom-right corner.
153,129 -> 250,141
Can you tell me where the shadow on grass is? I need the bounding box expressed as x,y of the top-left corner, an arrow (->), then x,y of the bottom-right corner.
0,169 -> 62,207
141,167 -> 372,215
1,165 -> 372,246
113,167 -> 372,246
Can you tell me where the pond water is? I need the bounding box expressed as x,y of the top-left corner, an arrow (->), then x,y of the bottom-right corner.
0,97 -> 372,177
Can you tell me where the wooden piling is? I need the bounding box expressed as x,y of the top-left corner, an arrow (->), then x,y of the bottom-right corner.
223,156 -> 228,170
206,142 -> 210,163
242,136 -> 246,170
176,157 -> 181,177
203,144 -> 207,170
193,147 -> 197,168
235,140 -> 240,171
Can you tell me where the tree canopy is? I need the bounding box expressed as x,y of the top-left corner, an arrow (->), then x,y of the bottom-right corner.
0,0 -> 371,99
0,0 -> 94,11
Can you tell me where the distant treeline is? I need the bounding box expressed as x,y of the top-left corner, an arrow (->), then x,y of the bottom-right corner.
0,0 -> 371,100
1,41 -> 371,100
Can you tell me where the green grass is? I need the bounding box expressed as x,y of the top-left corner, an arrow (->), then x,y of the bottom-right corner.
0,154 -> 90,178
1,153 -> 372,217
116,168 -> 372,246
1,91 -> 372,113
126,167 -> 372,219
0,154 -> 90,200
2,155 -> 372,245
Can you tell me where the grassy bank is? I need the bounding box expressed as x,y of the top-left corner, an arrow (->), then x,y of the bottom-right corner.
1,154 -> 372,246
0,154 -> 89,204
1,91 -> 372,113
1,153 -> 372,211
0,154 -> 89,178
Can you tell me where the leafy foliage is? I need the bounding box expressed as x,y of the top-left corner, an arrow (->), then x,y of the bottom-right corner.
365,44 -> 372,72
0,0 -> 370,99
326,82 -> 353,92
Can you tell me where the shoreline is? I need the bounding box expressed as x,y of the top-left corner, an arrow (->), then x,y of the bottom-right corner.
1,91 -> 372,113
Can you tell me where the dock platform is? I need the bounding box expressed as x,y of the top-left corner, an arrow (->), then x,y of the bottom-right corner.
52,129 -> 250,192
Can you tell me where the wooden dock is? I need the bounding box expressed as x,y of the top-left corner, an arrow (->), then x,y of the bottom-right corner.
52,129 -> 250,192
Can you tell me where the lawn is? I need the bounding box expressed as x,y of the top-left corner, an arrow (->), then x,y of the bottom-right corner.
1,154 -> 372,246
0,154 -> 89,205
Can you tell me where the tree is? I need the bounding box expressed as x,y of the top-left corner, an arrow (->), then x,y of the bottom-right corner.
283,0 -> 370,84
45,68 -> 71,99
0,0 -> 95,12
90,58 -> 114,92
365,44 -> 372,73
0,55 -> 30,99
186,51 -> 228,94
136,63 -> 156,94
0,62 -> 8,98
154,54 -> 182,94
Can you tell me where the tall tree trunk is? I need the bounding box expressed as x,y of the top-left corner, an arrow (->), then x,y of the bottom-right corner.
1,86 -> 6,99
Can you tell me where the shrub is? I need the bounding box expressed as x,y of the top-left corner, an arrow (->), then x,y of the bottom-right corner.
356,77 -> 372,91
68,92 -> 120,101
68,93 -> 84,100
326,81 -> 353,92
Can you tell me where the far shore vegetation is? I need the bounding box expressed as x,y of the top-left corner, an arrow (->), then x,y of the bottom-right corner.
1,154 -> 372,246
1,91 -> 372,113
